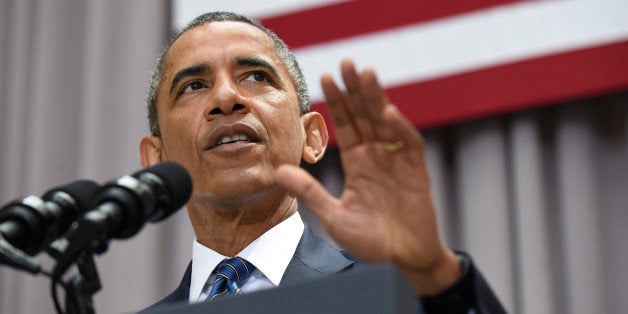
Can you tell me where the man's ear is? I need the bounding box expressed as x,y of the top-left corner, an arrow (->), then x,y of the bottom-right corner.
140,136 -> 164,167
301,112 -> 329,164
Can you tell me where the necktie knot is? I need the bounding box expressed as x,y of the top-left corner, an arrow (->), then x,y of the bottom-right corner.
206,257 -> 255,301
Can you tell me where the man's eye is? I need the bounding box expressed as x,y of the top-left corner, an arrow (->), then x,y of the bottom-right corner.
181,81 -> 205,94
245,72 -> 270,83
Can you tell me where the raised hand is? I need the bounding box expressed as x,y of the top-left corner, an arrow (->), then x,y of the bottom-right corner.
275,59 -> 460,296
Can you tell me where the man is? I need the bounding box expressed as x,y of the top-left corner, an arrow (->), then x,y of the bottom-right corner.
139,12 -> 504,313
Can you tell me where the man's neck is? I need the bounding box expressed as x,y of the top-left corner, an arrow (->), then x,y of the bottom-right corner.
186,190 -> 298,257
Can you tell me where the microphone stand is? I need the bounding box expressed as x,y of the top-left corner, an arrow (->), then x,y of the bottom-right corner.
0,235 -> 42,274
64,250 -> 102,314
49,217 -> 110,314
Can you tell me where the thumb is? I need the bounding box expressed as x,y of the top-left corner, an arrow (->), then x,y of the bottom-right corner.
275,165 -> 338,223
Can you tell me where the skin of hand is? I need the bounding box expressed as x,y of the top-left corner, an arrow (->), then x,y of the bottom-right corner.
275,59 -> 461,297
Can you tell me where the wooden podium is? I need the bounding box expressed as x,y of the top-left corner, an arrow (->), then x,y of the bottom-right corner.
145,263 -> 418,314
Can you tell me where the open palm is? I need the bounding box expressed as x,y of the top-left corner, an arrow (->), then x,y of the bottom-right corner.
276,59 -> 460,296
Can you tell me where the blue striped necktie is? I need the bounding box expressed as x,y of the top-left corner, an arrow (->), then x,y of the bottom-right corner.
206,257 -> 255,301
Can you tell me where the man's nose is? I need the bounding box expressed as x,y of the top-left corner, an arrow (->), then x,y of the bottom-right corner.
205,76 -> 249,118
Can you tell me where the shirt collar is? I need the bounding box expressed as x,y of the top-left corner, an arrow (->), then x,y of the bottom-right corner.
189,212 -> 305,300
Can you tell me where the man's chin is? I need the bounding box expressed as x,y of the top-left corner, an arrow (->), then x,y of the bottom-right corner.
191,179 -> 282,207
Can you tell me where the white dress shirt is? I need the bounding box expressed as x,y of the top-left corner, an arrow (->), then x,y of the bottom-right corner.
189,212 -> 305,302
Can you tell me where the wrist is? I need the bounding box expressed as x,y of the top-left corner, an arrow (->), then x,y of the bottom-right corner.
401,248 -> 461,297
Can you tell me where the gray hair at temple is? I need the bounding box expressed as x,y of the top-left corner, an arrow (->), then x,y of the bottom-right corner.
146,12 -> 311,136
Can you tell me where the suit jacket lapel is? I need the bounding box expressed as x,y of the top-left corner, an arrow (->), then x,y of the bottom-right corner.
140,262 -> 191,311
280,225 -> 354,286
168,262 -> 192,302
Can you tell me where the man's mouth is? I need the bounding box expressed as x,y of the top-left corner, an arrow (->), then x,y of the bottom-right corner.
204,123 -> 261,150
215,134 -> 252,146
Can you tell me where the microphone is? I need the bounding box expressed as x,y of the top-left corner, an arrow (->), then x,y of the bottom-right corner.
0,180 -> 101,256
51,162 -> 192,278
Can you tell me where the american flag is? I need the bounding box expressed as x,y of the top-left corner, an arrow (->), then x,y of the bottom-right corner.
174,0 -> 628,143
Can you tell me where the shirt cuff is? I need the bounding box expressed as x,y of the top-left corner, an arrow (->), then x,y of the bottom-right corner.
419,252 -> 474,314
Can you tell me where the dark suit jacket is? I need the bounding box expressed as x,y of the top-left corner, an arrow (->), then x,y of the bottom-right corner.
142,227 -> 505,313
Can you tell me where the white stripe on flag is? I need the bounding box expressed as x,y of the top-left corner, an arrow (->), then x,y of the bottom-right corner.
173,0 -> 352,29
294,0 -> 628,103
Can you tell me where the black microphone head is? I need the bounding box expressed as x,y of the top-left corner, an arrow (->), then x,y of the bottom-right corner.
42,180 -> 101,211
0,180 -> 100,256
39,180 -> 101,253
133,162 -> 192,221
50,165 -> 191,278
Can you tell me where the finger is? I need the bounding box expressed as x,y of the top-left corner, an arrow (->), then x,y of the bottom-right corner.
382,104 -> 426,164
382,105 -> 422,145
360,67 -> 394,140
321,73 -> 363,150
340,59 -> 376,141
275,165 -> 339,223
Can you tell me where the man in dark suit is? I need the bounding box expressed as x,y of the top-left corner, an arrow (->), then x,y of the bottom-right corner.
139,12 -> 505,313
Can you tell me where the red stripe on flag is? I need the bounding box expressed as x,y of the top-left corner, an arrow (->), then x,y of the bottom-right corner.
312,40 -> 628,145
260,0 -> 524,49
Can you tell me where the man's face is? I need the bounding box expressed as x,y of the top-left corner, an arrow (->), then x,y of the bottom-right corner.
153,21 -> 306,205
